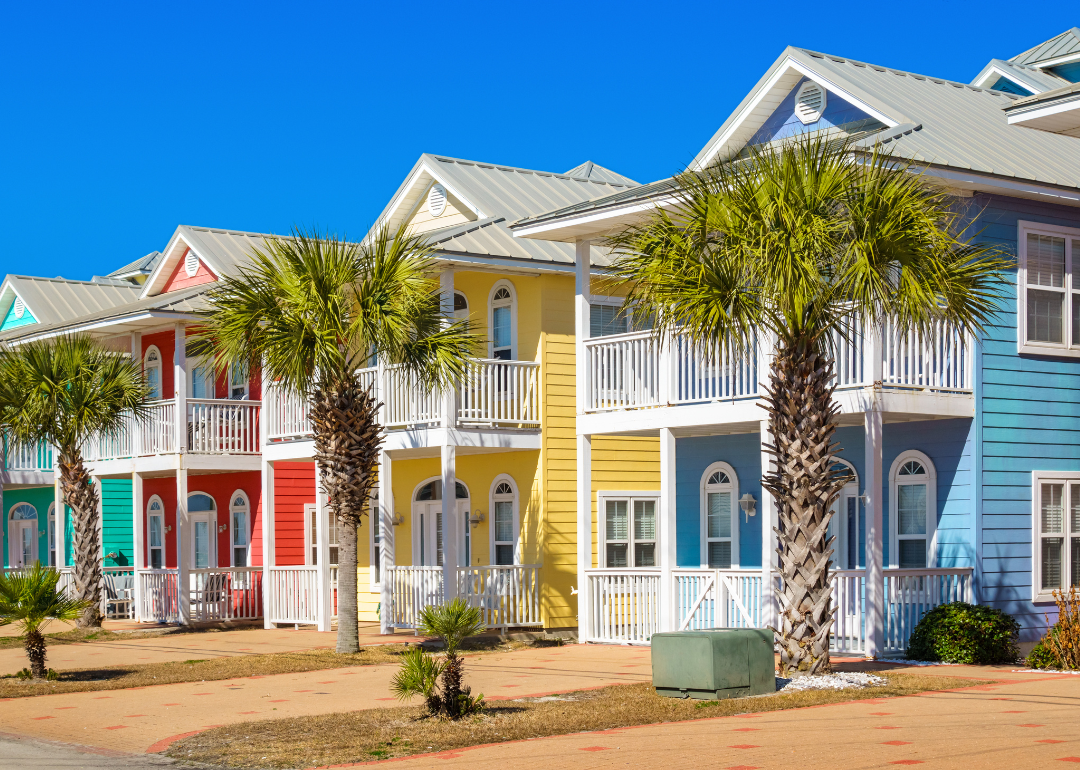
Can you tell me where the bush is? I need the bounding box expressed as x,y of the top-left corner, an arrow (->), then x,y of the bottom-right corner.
906,602 -> 1019,664
1027,587 -> 1080,670
1026,636 -> 1061,670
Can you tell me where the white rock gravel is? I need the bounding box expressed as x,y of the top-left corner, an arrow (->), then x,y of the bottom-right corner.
1013,668 -> 1080,675
881,658 -> 958,666
775,671 -> 888,692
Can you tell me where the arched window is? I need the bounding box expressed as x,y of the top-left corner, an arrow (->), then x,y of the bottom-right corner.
144,346 -> 163,400
47,503 -> 56,567
490,476 -> 518,565
701,463 -> 739,568
147,495 -> 165,569
187,493 -> 216,569
454,291 -> 468,321
890,451 -> 937,569
413,479 -> 468,567
829,460 -> 861,569
9,503 -> 38,568
230,491 -> 250,567
10,503 -> 37,520
489,281 -> 516,360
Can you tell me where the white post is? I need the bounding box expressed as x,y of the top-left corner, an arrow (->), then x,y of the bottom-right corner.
864,319 -> 884,658
53,474 -> 65,568
440,269 -> 458,431
315,487 -> 331,632
261,459 -> 275,629
176,467 -> 190,624
576,433 -> 592,643
131,331 -> 142,457
760,418 -> 777,631
132,472 -> 144,622
659,428 -> 677,632
574,241 -> 591,415
379,450 -> 394,635
441,444 -> 458,601
174,324 -> 187,453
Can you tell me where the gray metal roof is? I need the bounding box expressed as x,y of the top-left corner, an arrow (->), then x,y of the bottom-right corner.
0,275 -> 141,327
107,251 -> 162,279
563,161 -> 639,186
1010,28 -> 1080,67
972,58 -> 1071,93
1006,80 -> 1080,109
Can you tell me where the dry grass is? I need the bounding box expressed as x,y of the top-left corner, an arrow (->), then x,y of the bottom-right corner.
168,673 -> 990,768
0,624 -> 212,649
0,646 -> 413,699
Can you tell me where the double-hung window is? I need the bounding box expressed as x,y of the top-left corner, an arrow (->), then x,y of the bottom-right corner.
590,302 -> 628,338
1033,473 -> 1080,602
148,497 -> 165,569
1018,222 -> 1080,356
601,495 -> 658,568
701,463 -> 739,569
890,451 -> 936,569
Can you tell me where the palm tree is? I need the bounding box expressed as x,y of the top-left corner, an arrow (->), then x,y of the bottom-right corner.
608,136 -> 1009,676
192,225 -> 476,653
0,336 -> 151,628
0,563 -> 91,678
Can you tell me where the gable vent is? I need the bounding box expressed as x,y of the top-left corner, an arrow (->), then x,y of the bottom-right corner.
12,298 -> 24,319
427,184 -> 447,217
794,81 -> 827,125
184,250 -> 199,277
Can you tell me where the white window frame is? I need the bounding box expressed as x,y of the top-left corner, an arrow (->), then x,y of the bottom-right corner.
147,495 -> 165,569
47,503 -> 56,567
830,459 -> 861,570
889,450 -> 937,569
588,295 -> 629,339
598,490 -> 660,569
369,491 -> 382,588
187,492 -> 218,570
144,345 -> 163,400
488,279 -> 517,360
304,502 -> 339,567
1032,471 -> 1080,603
699,462 -> 740,569
229,490 -> 250,567
1017,220 -> 1080,358
189,356 -> 216,400
229,362 -> 249,399
489,474 -> 520,566
7,502 -> 38,567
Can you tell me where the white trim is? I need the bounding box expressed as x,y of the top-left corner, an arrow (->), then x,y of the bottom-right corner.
369,490 -> 382,590
143,345 -> 163,400
794,80 -> 827,124
303,502 -> 317,566
1007,96 -> 1080,125
831,459 -> 861,570
188,356 -> 216,399
1032,51 -> 1080,70
0,281 -> 34,328
7,502 -> 39,567
889,450 -> 937,569
489,474 -> 520,566
1016,220 -> 1080,358
410,476 -> 471,567
187,491 -> 218,569
147,494 -> 165,569
972,64 -> 1047,95
229,361 -> 250,399
47,503 -> 57,567
229,489 -> 251,567
183,248 -> 199,277
1031,470 -> 1080,603
488,279 -> 517,359
699,461 -> 740,568
380,161 -> 488,235
597,489 -> 661,568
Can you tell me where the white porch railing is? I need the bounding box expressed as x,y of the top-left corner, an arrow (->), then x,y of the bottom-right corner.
138,569 -> 180,623
882,319 -> 972,393
457,565 -> 542,630
675,569 -> 763,631
386,566 -> 445,629
382,365 -> 443,428
458,360 -> 540,426
189,567 -> 263,621
674,332 -> 758,404
2,437 -> 54,472
883,568 -> 974,654
187,401 -> 261,454
585,569 -> 661,645
266,566 -> 320,625
831,570 -> 867,654
583,331 -> 662,412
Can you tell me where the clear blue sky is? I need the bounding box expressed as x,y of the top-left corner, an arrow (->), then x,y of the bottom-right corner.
0,2 -> 1074,280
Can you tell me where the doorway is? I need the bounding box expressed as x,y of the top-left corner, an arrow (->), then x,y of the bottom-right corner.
8,503 -> 38,567
414,480 -> 470,567
188,493 -> 217,569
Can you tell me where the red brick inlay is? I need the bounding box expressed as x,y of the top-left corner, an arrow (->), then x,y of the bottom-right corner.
1020,724 -> 1046,728
54,707 -> 75,710
725,766 -> 762,770
1056,759 -> 1080,764
31,716 -> 55,720
869,712 -> 893,716
890,762 -> 924,766
104,725 -> 129,730
733,728 -> 760,732
579,746 -> 612,752
876,726 -> 903,730
318,680 -> 337,684
123,714 -> 147,718
163,703 -> 181,706
882,741 -> 913,746
238,711 -> 259,715
268,699 -> 289,703
1003,710 -> 1027,713
729,744 -> 761,749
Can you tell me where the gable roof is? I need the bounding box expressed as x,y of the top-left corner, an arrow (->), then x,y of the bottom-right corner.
0,275 -> 141,329
140,225 -> 273,298
1010,28 -> 1080,67
563,161 -> 639,186
108,251 -> 163,281
971,58 -> 1070,94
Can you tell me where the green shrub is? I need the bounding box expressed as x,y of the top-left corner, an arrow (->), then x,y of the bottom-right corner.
1026,635 -> 1061,670
906,602 -> 1019,664
1026,587 -> 1080,670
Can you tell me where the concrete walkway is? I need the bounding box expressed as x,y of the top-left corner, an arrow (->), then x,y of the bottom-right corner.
0,734 -> 181,769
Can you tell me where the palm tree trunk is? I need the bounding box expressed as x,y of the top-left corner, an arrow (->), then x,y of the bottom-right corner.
58,446 -> 102,629
762,335 -> 847,677
25,628 -> 48,679
310,372 -> 382,654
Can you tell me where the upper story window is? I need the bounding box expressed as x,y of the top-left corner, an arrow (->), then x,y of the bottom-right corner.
1018,221 -> 1080,357
590,302 -> 628,338
890,451 -> 936,569
1033,474 -> 1080,602
489,281 -> 516,360
701,463 -> 739,568
454,291 -> 468,321
191,359 -> 215,399
230,362 -> 248,399
144,346 -> 163,400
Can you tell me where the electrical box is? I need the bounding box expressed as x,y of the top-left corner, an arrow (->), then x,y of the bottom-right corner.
651,628 -> 775,700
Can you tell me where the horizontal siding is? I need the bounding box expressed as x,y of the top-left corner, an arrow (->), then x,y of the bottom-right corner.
101,479 -> 133,567
273,462 -> 315,567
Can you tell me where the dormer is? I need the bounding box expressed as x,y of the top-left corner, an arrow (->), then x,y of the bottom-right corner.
0,284 -> 35,331
1004,83 -> 1080,138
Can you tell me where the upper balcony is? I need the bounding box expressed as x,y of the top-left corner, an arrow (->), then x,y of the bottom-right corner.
581,321 -> 973,435
265,359 -> 540,452
2,437 -> 55,484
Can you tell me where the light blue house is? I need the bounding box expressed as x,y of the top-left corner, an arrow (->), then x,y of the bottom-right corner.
513,30 -> 1080,655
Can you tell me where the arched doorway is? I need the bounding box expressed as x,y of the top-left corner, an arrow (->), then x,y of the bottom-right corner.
188,492 -> 217,569
413,479 -> 470,567
8,503 -> 38,567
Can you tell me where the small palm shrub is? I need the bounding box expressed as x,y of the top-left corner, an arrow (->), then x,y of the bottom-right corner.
0,562 -> 90,679
1026,587 -> 1080,670
391,598 -> 485,718
907,602 -> 1019,664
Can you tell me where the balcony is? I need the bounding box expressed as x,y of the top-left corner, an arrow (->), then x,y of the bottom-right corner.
2,437 -> 54,475
265,359 -> 541,442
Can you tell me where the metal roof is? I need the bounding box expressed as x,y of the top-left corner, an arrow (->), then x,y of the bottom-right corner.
107,251 -> 162,279
971,58 -> 1071,93
1010,28 -> 1080,67
0,275 -> 141,327
563,161 -> 639,186
1007,80 -> 1080,109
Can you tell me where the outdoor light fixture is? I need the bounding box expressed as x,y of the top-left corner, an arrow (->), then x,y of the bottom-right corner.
739,493 -> 757,522
105,551 -> 118,560
469,509 -> 485,528
218,524 -> 228,533
165,524 -> 173,533
392,513 -> 405,526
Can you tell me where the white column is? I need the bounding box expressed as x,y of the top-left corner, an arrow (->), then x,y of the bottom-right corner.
659,428 -> 677,632
176,467 -> 190,624
440,445 -> 458,601
760,419 -> 777,630
173,324 -> 187,453
864,407 -> 884,659
440,270 -> 457,431
53,474 -> 65,568
574,241 -> 591,414
315,487 -> 331,632
576,433 -> 592,643
132,472 -> 144,621
131,332 -> 142,456
261,459 -> 275,629
378,450 -> 394,634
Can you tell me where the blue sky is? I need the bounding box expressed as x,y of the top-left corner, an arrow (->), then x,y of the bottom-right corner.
0,2 -> 1075,279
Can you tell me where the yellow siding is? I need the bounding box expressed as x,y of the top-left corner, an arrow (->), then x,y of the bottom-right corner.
405,187 -> 476,235
452,270 -> 541,362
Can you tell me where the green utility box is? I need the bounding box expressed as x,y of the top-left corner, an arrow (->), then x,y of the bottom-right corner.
651,629 -> 775,700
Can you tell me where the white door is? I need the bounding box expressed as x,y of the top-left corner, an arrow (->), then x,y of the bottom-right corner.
417,500 -> 470,567
9,521 -> 36,567
190,513 -> 215,569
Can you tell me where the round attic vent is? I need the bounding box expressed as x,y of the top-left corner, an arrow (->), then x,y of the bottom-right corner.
794,81 -> 827,125
184,250 -> 199,277
427,184 -> 447,217
12,298 -> 24,319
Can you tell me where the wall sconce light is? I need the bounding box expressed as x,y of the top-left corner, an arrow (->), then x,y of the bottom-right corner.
105,551 -> 118,560
165,524 -> 173,533
392,513 -> 405,526
739,493 -> 757,522
858,491 -> 868,504
218,524 -> 228,533
38,529 -> 47,537
469,509 -> 485,528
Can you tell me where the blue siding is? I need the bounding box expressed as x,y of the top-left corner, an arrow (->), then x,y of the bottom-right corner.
1049,61 -> 1080,83
972,193 -> 1080,641
0,301 -> 36,331
988,76 -> 1033,96
748,77 -> 879,146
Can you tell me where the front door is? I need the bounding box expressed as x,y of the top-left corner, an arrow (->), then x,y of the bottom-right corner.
9,520 -> 36,567
417,500 -> 470,567
190,513 -> 215,569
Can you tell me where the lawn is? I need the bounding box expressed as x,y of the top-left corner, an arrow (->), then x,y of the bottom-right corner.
167,673 -> 989,768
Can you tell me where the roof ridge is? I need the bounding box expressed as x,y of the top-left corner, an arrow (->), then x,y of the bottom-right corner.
6,274 -> 140,287
1008,27 -> 1080,65
179,224 -> 279,238
423,153 -> 636,188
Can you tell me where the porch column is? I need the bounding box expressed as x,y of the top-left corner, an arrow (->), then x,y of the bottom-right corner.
261,459 -> 275,629
132,472 -> 144,621
441,444 -> 458,602
574,240 -> 592,643
759,419 -> 777,630
174,324 -> 187,453
659,428 -> 677,632
574,240 -> 590,415
53,474 -> 64,568
176,466 -> 190,624
440,270 -> 457,432
864,407 -> 884,659
315,487 -> 332,632
378,450 -> 394,634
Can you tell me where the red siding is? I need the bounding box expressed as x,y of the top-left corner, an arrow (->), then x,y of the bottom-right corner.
273,462 -> 316,566
163,248 -> 218,293
141,330 -> 175,399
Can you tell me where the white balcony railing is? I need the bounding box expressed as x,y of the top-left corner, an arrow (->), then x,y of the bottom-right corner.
2,437 -> 54,473
385,564 -> 543,631
584,322 -> 972,414
458,360 -> 540,426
